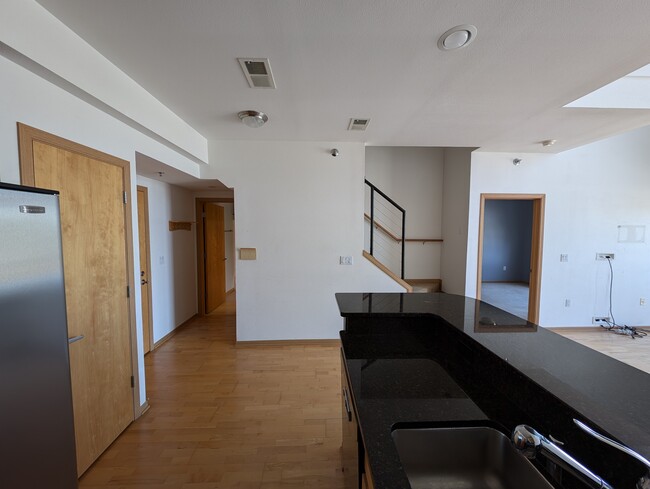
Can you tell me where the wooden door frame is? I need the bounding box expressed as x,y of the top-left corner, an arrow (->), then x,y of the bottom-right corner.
137,185 -> 154,354
17,122 -> 143,417
196,197 -> 234,316
476,193 -> 545,324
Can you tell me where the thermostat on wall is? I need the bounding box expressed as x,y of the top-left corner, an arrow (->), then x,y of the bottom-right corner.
240,248 -> 257,260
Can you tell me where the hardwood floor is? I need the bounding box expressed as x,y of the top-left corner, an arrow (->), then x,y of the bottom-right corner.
554,327 -> 650,375
77,292 -> 650,488
79,294 -> 345,489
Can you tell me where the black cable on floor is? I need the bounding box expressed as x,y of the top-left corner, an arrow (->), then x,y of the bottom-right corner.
601,257 -> 646,339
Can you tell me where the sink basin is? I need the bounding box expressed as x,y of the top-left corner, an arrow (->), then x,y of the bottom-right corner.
392,426 -> 554,489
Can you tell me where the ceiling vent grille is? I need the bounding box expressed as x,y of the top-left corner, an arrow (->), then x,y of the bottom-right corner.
238,58 -> 276,89
348,118 -> 370,131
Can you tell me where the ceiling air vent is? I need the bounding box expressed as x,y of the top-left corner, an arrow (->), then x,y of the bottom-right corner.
238,58 -> 276,89
348,118 -> 370,131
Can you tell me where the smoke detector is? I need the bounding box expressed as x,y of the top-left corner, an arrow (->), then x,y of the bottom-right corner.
238,58 -> 276,88
348,118 -> 370,131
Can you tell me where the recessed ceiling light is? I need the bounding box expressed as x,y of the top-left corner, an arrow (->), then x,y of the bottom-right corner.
438,25 -> 477,51
238,110 -> 269,128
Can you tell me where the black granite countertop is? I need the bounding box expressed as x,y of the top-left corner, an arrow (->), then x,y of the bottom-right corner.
337,292 -> 650,489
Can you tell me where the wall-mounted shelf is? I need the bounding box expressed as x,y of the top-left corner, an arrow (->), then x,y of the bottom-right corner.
169,221 -> 192,231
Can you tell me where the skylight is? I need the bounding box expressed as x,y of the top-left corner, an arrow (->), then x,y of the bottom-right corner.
565,64 -> 650,109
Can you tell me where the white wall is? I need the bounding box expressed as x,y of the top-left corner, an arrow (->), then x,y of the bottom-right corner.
440,148 -> 472,295
137,176 -> 197,342
1,0 -> 208,163
203,141 -> 406,341
467,128 -> 650,327
0,49 -> 201,408
365,147 -> 444,279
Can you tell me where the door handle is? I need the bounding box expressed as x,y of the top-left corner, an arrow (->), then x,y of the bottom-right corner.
343,387 -> 352,422
68,335 -> 85,344
141,279 -> 149,285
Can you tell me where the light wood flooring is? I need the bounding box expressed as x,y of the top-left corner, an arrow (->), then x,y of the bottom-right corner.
79,294 -> 344,489
554,327 -> 650,375
77,293 -> 650,488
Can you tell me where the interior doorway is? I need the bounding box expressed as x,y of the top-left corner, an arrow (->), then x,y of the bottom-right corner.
476,194 -> 545,323
196,198 -> 235,315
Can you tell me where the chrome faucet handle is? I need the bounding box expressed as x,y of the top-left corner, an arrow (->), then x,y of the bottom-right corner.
512,424 -> 543,459
512,424 -> 614,489
574,419 -> 650,489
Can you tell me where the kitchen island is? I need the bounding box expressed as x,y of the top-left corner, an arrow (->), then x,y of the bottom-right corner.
337,292 -> 650,489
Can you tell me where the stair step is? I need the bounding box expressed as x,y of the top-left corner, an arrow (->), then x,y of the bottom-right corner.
405,279 -> 441,293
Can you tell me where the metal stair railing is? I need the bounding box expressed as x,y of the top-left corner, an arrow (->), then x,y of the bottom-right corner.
364,179 -> 406,279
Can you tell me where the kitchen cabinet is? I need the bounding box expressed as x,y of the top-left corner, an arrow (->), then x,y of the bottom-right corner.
340,350 -> 359,489
341,349 -> 376,489
362,456 -> 375,489
336,292 -> 650,489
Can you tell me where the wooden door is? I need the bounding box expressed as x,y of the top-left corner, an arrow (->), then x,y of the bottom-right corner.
137,186 -> 153,354
527,198 -> 545,323
19,126 -> 136,476
205,203 -> 226,313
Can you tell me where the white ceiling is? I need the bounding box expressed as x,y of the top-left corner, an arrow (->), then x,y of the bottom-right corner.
36,0 -> 650,153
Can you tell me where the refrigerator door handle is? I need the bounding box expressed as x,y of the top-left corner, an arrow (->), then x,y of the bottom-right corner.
68,335 -> 85,344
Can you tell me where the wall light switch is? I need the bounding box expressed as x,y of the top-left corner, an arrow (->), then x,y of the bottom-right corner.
340,256 -> 353,265
240,248 -> 257,260
159,256 -> 165,265
560,254 -> 568,262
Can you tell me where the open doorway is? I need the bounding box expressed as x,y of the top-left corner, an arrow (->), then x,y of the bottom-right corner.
476,194 -> 545,323
196,198 -> 235,315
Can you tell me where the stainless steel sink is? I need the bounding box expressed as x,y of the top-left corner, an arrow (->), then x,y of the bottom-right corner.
392,426 -> 554,489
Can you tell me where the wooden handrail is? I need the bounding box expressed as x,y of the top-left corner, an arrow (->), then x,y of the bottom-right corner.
364,214 -> 443,243
362,251 -> 413,292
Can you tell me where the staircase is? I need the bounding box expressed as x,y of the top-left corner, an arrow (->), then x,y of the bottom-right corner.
363,179 -> 442,293
405,279 -> 442,293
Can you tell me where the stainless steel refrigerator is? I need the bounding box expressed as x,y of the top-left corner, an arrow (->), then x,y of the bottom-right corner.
0,182 -> 78,488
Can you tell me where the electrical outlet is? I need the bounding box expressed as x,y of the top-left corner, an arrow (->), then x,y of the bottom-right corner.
592,316 -> 611,325
641,298 -> 646,306
596,253 -> 615,261
564,299 -> 571,307
339,256 -> 353,265
560,254 -> 568,262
